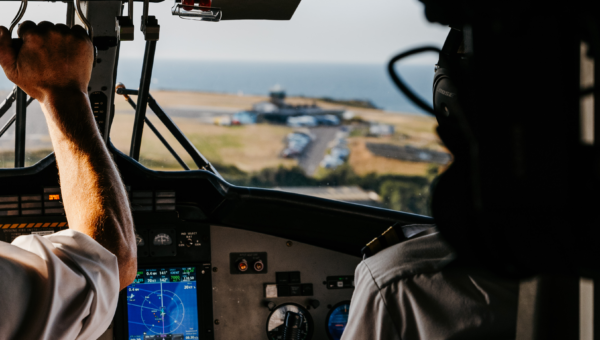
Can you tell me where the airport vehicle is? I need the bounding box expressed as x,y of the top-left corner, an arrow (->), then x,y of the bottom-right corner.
0,0 -> 598,338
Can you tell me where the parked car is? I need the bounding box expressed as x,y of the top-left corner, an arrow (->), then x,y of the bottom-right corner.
330,146 -> 350,160
315,115 -> 340,126
287,115 -> 318,127
320,154 -> 345,169
282,132 -> 312,158
369,123 -> 395,136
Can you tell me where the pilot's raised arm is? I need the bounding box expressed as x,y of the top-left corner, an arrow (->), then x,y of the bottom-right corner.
0,22 -> 137,339
342,225 -> 519,340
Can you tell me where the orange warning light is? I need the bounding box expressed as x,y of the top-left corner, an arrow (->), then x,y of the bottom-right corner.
238,260 -> 248,272
49,194 -> 60,201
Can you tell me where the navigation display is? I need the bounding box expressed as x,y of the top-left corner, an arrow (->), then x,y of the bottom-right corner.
126,267 -> 199,340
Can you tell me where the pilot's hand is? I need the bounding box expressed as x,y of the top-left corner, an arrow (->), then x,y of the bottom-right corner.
0,21 -> 93,102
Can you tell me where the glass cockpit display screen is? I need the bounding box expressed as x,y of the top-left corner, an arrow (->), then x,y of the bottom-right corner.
126,267 -> 199,340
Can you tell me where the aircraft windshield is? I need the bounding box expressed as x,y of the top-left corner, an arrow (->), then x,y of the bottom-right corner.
0,0 -> 449,216
0,2 -> 66,167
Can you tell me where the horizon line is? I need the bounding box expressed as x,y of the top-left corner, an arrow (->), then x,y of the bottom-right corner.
116,57 -> 436,66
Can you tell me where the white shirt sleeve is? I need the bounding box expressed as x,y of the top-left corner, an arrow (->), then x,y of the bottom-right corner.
341,261 -> 402,340
0,229 -> 119,340
341,233 -> 518,340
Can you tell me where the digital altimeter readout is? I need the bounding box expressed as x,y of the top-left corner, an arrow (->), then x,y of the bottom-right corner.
133,267 -> 196,284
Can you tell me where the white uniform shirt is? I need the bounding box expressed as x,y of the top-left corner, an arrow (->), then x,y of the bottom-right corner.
0,229 -> 119,340
342,232 -> 518,340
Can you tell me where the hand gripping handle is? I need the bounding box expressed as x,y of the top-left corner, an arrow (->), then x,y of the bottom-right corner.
8,0 -> 96,66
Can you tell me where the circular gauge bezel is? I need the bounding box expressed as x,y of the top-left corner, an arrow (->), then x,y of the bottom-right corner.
325,300 -> 351,340
153,232 -> 173,245
265,302 -> 314,340
135,232 -> 145,246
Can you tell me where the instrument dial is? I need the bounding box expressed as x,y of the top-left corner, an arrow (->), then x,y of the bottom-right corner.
153,232 -> 173,246
266,303 -> 313,340
326,301 -> 351,340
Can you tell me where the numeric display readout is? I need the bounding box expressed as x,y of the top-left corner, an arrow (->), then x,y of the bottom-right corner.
133,267 -> 196,284
127,267 -> 199,340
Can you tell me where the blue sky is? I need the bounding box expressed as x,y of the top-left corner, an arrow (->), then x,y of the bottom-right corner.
0,0 -> 448,64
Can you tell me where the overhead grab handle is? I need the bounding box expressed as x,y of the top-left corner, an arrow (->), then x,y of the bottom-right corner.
116,0 -> 135,41
7,0 -> 96,68
171,0 -> 222,22
9,0 -> 27,35
73,0 -> 97,67
9,0 -> 92,42
74,0 -> 93,42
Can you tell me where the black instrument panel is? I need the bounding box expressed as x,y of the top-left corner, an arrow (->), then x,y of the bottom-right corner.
116,217 -> 215,339
0,150 -> 432,339
123,265 -> 208,340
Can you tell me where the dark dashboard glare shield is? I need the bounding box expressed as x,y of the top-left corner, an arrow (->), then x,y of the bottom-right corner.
126,267 -> 199,340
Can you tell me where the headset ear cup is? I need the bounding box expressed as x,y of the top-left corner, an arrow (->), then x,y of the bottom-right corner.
433,68 -> 462,121
433,67 -> 467,154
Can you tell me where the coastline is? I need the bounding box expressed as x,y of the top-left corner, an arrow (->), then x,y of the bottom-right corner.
0,89 -> 446,178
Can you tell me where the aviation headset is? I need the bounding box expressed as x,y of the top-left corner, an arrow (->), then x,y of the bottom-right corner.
432,27 -> 469,153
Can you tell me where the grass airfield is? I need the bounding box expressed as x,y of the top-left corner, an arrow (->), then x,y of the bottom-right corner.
111,90 -> 444,177
1,90 -> 445,178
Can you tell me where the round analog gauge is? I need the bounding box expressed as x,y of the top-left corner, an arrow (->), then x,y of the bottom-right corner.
326,301 -> 351,340
153,233 -> 172,246
266,303 -> 313,340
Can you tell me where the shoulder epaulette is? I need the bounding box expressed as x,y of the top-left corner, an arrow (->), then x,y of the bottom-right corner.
361,223 -> 437,258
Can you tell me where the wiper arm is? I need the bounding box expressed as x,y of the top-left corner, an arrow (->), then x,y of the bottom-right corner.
0,86 -> 18,121
0,92 -> 35,139
116,85 -> 221,177
116,88 -> 190,171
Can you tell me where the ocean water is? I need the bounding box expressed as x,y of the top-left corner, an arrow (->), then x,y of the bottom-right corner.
0,60 -> 436,115
116,60 -> 435,114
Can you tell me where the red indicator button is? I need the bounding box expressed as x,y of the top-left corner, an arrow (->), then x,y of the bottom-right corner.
198,0 -> 211,7
182,0 -> 194,11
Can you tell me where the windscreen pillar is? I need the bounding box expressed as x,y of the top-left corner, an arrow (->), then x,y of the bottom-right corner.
14,88 -> 26,168
129,6 -> 159,162
516,276 -> 580,340
76,1 -> 123,144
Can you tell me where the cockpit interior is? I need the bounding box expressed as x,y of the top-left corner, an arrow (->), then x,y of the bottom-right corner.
0,0 -> 442,339
0,0 -> 597,339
